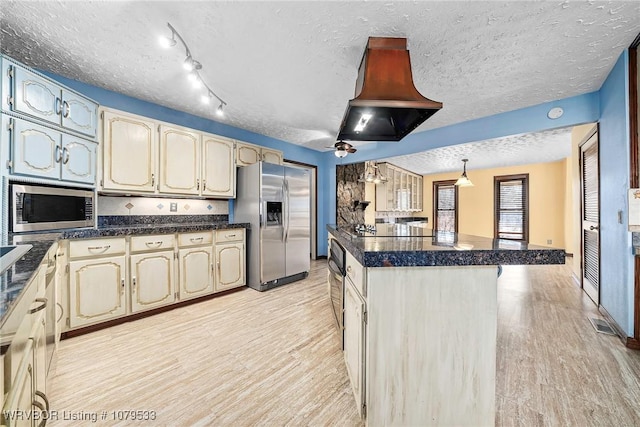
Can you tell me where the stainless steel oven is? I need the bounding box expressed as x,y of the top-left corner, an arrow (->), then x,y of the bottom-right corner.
11,183 -> 94,232
328,239 -> 346,348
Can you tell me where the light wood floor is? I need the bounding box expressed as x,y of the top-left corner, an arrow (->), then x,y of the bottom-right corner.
48,259 -> 640,426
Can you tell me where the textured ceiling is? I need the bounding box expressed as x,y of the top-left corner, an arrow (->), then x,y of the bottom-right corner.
0,1 -> 639,157
379,126 -> 573,175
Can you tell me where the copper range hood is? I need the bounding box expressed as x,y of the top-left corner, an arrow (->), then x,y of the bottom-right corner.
337,37 -> 442,142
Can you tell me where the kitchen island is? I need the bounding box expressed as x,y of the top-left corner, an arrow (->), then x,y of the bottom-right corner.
327,224 -> 564,426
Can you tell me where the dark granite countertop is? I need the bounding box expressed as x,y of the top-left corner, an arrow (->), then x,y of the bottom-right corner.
327,224 -> 565,267
1,222 -> 249,327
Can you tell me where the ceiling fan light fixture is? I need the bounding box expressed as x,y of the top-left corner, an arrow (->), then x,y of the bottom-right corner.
158,34 -> 176,49
455,159 -> 474,187
335,149 -> 348,158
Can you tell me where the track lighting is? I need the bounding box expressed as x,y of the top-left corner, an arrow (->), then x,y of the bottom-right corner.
160,22 -> 228,118
216,103 -> 225,117
455,159 -> 474,187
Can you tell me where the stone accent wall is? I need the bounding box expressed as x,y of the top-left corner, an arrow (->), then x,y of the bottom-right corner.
336,163 -> 366,227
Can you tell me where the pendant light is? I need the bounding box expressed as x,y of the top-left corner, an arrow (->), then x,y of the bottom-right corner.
455,159 -> 474,187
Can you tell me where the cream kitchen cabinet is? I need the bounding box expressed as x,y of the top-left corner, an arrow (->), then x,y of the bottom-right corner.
261,148 -> 283,164
68,238 -> 127,329
202,133 -> 236,198
213,229 -> 245,292
1,56 -> 98,138
344,276 -> 367,419
101,109 -> 157,193
159,124 -> 201,195
6,116 -> 97,185
2,267 -> 49,427
129,235 -> 176,313
178,232 -> 214,300
236,140 -> 283,166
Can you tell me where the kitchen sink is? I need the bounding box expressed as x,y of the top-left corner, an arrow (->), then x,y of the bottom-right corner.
0,245 -> 33,275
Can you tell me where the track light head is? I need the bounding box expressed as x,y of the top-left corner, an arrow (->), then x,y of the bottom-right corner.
216,103 -> 224,117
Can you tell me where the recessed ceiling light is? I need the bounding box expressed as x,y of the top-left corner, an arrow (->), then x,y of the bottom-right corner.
547,107 -> 564,119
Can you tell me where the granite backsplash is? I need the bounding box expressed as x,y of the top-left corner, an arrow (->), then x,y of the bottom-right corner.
98,214 -> 229,228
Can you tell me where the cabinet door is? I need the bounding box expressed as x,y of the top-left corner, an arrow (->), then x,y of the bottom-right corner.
61,89 -> 98,138
10,117 -> 61,180
1,340 -> 35,427
130,251 -> 176,313
214,242 -> 245,291
344,279 -> 366,418
261,148 -> 283,165
60,134 -> 97,184
102,110 -> 157,192
12,64 -> 61,126
236,143 -> 261,166
202,134 -> 235,197
159,125 -> 200,194
69,256 -> 127,328
178,247 -> 214,300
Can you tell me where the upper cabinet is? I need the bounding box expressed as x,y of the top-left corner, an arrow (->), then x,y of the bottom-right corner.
1,54 -> 99,187
2,57 -> 98,139
202,133 -> 235,198
236,141 -> 283,166
5,115 -> 97,184
159,124 -> 200,195
100,107 -> 237,198
375,163 -> 423,212
102,109 -> 157,193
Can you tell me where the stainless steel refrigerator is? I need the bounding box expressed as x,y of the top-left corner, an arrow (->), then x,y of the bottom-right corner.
234,161 -> 311,291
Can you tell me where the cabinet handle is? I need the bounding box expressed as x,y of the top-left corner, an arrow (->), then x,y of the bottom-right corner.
133,277 -> 136,290
145,241 -> 163,248
217,260 -> 220,274
87,245 -> 110,253
34,390 -> 50,427
121,278 -> 125,291
197,178 -> 200,190
202,179 -> 206,190
55,97 -> 62,115
151,173 -> 155,187
62,100 -> 70,118
55,145 -> 62,163
29,298 -> 47,314
347,265 -> 352,273
56,302 -> 64,323
226,234 -> 236,238
190,237 -> 204,243
62,146 -> 70,164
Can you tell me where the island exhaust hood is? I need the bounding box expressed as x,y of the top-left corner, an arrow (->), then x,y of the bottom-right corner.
337,37 -> 442,142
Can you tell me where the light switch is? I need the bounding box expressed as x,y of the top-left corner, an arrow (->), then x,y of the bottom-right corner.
170,203 -> 178,212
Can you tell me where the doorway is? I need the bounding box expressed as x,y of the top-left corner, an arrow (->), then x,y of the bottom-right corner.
580,128 -> 600,305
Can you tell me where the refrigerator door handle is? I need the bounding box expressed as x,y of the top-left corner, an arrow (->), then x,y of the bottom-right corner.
282,183 -> 287,242
285,179 -> 291,243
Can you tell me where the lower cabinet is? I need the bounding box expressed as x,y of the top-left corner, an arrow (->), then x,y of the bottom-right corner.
2,274 -> 49,427
214,242 -> 245,291
178,246 -> 214,300
130,250 -> 176,313
343,277 -> 367,418
68,255 -> 127,328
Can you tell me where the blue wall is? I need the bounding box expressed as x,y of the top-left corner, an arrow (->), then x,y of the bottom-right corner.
598,51 -> 634,336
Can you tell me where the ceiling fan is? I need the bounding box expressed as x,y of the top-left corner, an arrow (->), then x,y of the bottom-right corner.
329,140 -> 357,158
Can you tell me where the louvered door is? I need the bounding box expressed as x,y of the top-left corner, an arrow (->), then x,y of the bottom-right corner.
581,131 -> 600,304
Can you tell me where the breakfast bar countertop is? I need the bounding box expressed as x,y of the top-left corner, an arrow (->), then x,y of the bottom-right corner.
327,224 -> 565,267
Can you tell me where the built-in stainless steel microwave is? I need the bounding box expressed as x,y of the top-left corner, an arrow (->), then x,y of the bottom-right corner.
11,184 -> 95,232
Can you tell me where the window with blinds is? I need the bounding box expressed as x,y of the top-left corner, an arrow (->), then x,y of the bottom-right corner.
494,174 -> 529,241
433,180 -> 458,232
